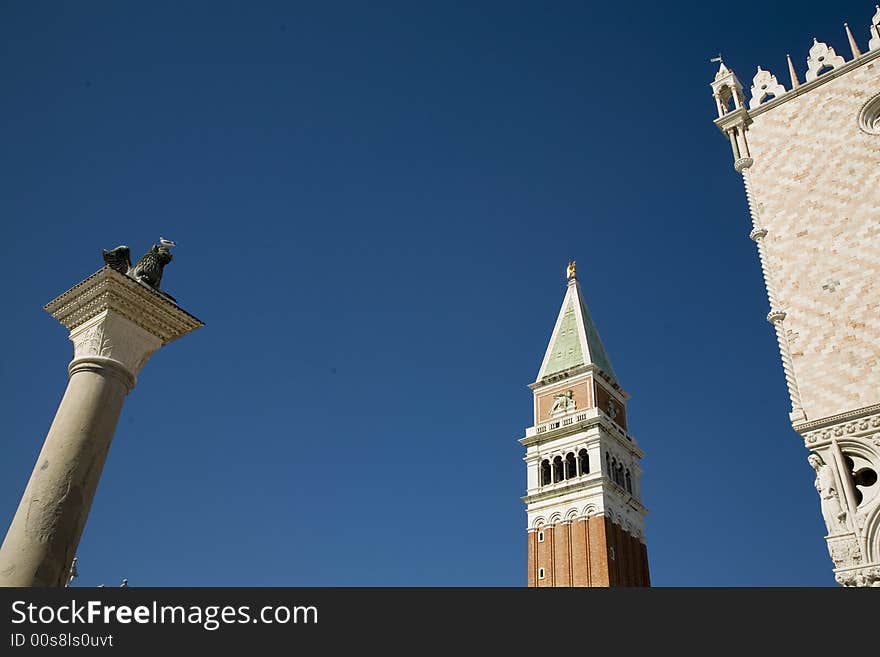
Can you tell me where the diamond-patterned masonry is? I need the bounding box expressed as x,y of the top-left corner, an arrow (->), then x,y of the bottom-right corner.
747,59 -> 880,422
711,23 -> 880,586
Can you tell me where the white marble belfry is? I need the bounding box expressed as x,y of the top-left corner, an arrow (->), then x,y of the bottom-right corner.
0,266 -> 202,586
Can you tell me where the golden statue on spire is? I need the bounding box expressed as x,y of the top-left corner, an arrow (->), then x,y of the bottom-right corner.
566,261 -> 576,280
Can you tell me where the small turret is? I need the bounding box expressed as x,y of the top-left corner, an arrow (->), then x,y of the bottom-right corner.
710,58 -> 746,118
709,59 -> 752,168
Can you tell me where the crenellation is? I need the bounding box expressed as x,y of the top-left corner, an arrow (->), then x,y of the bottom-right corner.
749,67 -> 786,109
721,9 -> 880,116
805,38 -> 847,81
871,5 -> 880,51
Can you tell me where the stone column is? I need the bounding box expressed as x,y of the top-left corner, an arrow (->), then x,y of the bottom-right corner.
0,266 -> 202,587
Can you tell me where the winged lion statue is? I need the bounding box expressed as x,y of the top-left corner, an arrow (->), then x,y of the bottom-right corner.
102,238 -> 175,294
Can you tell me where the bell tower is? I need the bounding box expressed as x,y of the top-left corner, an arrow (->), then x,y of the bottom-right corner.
520,263 -> 649,587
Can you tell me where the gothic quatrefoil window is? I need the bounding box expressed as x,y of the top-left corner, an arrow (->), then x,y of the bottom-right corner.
858,93 -> 880,135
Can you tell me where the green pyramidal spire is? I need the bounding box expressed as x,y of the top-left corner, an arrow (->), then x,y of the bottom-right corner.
536,264 -> 617,384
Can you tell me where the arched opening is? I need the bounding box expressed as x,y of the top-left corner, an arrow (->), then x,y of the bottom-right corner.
843,454 -> 878,506
717,86 -> 737,114
553,456 -> 564,483
816,63 -> 833,77
611,457 -> 618,484
617,463 -> 624,487
605,452 -> 611,475
540,459 -> 551,486
565,452 -> 576,480
625,469 -> 632,493
578,449 -> 589,475
856,468 -> 879,495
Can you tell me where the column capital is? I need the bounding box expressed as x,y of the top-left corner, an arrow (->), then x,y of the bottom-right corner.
734,156 -> 754,172
749,227 -> 768,242
45,267 -> 203,386
767,309 -> 787,324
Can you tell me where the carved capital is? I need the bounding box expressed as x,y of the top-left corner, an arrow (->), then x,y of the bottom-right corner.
69,311 -> 162,385
45,267 -> 203,388
734,156 -> 754,172
827,534 -> 861,569
45,267 -> 202,344
835,565 -> 880,587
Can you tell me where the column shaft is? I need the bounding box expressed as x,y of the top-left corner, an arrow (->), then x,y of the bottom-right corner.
0,266 -> 201,588
0,364 -> 129,586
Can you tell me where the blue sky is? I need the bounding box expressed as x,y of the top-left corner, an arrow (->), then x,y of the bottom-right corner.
1,1 -> 873,586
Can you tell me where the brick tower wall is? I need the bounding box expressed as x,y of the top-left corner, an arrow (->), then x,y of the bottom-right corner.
527,516 -> 649,587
